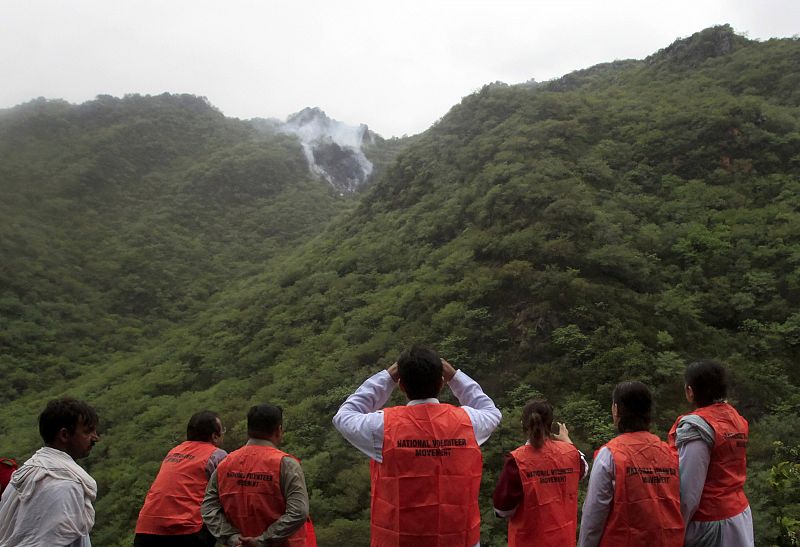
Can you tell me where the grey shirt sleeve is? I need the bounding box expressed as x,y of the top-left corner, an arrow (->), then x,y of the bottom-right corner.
201,470 -> 241,546
257,456 -> 310,544
578,447 -> 615,547
675,415 -> 714,523
678,439 -> 711,523
205,448 -> 228,479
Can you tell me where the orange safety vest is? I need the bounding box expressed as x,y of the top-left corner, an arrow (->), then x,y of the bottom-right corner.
508,441 -> 581,547
598,431 -> 684,547
216,444 -> 308,547
370,404 -> 482,547
668,402 -> 749,521
135,441 -> 219,535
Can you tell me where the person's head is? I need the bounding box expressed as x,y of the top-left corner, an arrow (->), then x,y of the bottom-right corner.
397,346 -> 443,400
39,398 -> 100,459
611,381 -> 652,433
684,359 -> 727,408
521,400 -> 554,448
187,410 -> 224,447
247,404 -> 283,444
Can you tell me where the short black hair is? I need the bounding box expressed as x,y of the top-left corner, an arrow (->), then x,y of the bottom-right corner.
247,404 -> 283,439
685,360 -> 728,407
612,381 -> 652,433
397,346 -> 443,400
39,398 -> 99,443
186,410 -> 221,442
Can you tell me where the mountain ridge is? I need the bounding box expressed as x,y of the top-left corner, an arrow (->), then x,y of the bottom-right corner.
0,26 -> 799,545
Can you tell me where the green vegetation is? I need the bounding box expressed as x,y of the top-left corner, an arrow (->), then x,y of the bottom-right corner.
1,25 -> 799,546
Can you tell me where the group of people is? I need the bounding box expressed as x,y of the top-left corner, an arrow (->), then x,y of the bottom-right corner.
334,347 -> 753,547
0,346 -> 753,546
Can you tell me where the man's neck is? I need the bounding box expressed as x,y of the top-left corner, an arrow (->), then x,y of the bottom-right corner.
406,398 -> 440,406
43,444 -> 74,459
246,437 -> 278,448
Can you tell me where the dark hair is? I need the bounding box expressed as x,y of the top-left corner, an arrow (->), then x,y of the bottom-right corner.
39,398 -> 99,443
187,410 -> 221,442
685,359 -> 728,407
612,381 -> 652,433
522,400 -> 553,448
397,346 -> 443,400
247,404 -> 283,439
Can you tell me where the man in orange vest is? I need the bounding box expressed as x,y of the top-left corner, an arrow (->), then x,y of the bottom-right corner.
668,360 -> 754,546
134,411 -> 227,546
333,346 -> 502,547
202,404 -> 314,547
578,381 -> 684,547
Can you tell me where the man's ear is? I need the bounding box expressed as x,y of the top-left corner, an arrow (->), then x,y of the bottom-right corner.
398,378 -> 408,395
54,427 -> 71,445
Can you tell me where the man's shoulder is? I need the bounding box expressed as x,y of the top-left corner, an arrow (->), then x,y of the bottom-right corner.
38,474 -> 87,501
386,402 -> 467,416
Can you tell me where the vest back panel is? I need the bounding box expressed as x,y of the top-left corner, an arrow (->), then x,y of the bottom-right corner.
370,404 -> 482,547
508,440 -> 581,547
135,441 -> 218,535
599,432 -> 683,547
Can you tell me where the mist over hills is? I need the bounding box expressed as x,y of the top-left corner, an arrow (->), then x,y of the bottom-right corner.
253,106 -> 408,194
1,25 -> 799,545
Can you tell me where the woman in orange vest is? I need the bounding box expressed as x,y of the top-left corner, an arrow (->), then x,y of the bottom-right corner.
492,400 -> 587,547
579,381 -> 684,547
668,360 -> 754,547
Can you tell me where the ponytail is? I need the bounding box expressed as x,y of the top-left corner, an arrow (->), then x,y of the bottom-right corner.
528,411 -> 547,448
521,400 -> 554,449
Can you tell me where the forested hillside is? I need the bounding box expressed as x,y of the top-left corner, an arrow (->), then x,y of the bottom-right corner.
0,93 -> 363,400
1,25 -> 799,545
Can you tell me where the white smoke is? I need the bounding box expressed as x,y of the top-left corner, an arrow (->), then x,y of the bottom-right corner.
279,107 -> 374,192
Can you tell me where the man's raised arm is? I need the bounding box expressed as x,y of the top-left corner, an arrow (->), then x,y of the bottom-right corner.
332,366 -> 397,461
444,359 -> 502,446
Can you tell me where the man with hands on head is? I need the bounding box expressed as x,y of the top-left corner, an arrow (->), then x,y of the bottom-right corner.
333,345 -> 502,547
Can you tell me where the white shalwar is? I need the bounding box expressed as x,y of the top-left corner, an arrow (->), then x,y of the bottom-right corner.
0,447 -> 97,547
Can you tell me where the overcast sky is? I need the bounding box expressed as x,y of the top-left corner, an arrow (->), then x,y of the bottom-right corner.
2,1 -> 798,137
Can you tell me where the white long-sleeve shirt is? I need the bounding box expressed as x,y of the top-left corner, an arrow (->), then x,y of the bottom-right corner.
0,447 -> 96,547
332,369 -> 502,462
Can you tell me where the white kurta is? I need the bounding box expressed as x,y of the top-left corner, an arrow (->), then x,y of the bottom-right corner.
0,447 -> 96,547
